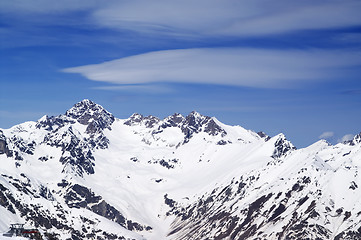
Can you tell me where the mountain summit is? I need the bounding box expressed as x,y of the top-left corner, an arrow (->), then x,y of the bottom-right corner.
0,100 -> 361,239
66,99 -> 115,133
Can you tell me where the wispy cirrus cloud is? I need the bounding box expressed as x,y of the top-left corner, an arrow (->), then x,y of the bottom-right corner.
1,0 -> 360,38
93,84 -> 173,93
91,0 -> 361,37
63,48 -> 361,89
342,89 -> 361,95
0,0 -> 98,14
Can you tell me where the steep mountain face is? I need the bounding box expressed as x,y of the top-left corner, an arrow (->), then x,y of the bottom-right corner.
0,100 -> 361,240
166,139 -> 361,240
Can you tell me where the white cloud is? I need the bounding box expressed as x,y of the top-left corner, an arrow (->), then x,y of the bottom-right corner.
0,0 -> 98,14
1,0 -> 360,37
338,134 -> 354,143
319,131 -> 334,139
63,48 -> 361,88
93,84 -> 173,93
91,0 -> 361,37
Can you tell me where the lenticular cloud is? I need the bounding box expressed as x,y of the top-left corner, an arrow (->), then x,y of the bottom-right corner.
63,48 -> 361,89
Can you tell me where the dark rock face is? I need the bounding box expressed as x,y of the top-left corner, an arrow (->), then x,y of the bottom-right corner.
148,158 -> 179,169
204,118 -> 226,136
0,131 -> 12,157
10,136 -> 36,155
65,184 -> 102,209
353,133 -> 361,144
0,182 -> 16,214
65,184 -> 151,232
124,113 -> 160,128
272,134 -> 296,159
44,126 -> 95,176
36,100 -> 116,176
0,175 -> 137,240
216,140 -> 228,145
179,112 -> 227,143
257,131 -> 271,141
335,228 -> 361,240
165,167 -> 352,240
181,112 -> 226,139
37,99 -> 115,139
0,175 -> 72,232
13,110 -> 110,178
126,111 -> 228,145
1,132 -> 41,161
161,113 -> 184,128
36,115 -> 75,131
161,112 -> 227,144
65,99 -> 115,134
346,132 -> 361,146
124,113 -> 144,126
166,175 -> 265,239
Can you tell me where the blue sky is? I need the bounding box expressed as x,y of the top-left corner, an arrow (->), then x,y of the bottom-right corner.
1,0 -> 361,147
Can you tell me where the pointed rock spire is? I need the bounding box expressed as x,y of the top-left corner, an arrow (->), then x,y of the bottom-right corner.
272,133 -> 296,159
66,99 -> 115,133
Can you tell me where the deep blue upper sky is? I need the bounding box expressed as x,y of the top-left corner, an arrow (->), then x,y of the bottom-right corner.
1,0 -> 361,147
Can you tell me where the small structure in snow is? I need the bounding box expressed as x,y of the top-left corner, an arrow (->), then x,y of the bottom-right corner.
3,223 -> 42,239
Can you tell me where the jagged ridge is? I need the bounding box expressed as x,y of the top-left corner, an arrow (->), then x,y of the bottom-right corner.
0,100 -> 361,240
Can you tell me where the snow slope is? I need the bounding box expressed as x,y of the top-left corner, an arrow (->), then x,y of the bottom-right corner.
0,99 -> 360,239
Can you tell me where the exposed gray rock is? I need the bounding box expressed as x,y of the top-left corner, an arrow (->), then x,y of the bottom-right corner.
65,99 -> 115,134
272,134 -> 296,159
65,184 -> 151,232
124,113 -> 160,128
257,131 -> 271,141
0,130 -> 12,157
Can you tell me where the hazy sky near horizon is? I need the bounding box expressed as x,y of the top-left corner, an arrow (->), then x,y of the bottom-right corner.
1,0 -> 361,147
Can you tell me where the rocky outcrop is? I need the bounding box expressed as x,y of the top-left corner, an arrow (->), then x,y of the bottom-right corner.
0,130 -> 12,157
36,100 -> 117,176
64,184 -> 151,232
257,131 -> 271,141
0,174 -> 140,240
124,113 -> 160,128
345,132 -> 361,146
36,115 -> 75,131
272,134 -> 296,159
65,99 -> 115,134
44,126 -> 95,176
181,111 -> 227,142
166,170 -> 355,240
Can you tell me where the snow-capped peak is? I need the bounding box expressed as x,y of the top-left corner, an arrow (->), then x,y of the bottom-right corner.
2,100 -> 361,240
272,133 -> 296,159
346,132 -> 361,146
161,113 -> 185,128
66,99 -> 106,120
188,110 -> 203,118
38,115 -> 48,123
65,99 -> 115,133
124,113 -> 160,128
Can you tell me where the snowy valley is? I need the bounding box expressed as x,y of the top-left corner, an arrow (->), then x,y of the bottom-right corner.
0,100 -> 361,239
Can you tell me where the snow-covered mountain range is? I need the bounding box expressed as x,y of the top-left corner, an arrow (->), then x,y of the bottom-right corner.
1,99 -> 361,240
